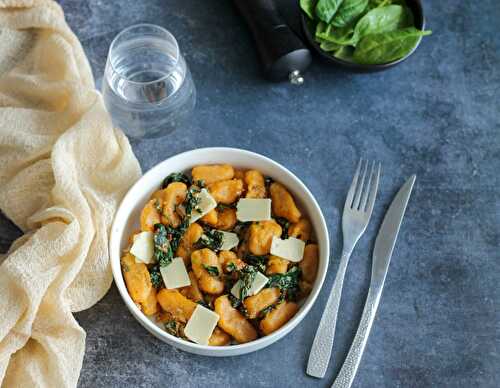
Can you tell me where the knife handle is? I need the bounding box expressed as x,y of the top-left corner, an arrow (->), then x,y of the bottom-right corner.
307,248 -> 352,378
331,287 -> 382,388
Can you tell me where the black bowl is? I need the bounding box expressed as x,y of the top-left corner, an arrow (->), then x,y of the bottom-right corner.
301,0 -> 426,72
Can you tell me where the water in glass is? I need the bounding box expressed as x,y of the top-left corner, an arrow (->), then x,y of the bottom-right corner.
102,24 -> 196,138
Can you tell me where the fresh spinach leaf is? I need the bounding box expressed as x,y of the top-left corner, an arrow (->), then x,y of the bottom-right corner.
320,40 -> 342,52
300,0 -> 318,19
351,4 -> 412,45
203,264 -> 220,277
353,27 -> 431,64
315,0 -> 344,23
334,45 -> 355,61
317,23 -> 355,45
331,0 -> 368,28
161,172 -> 192,189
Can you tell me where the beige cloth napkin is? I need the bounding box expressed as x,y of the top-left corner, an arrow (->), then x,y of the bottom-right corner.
0,0 -> 141,386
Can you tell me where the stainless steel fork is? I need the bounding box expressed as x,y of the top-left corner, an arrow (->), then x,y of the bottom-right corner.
307,159 -> 381,379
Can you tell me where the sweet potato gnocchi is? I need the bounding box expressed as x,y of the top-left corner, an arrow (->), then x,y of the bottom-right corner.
121,164 -> 319,346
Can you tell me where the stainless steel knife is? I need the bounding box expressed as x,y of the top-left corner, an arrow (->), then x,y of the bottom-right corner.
331,175 -> 416,388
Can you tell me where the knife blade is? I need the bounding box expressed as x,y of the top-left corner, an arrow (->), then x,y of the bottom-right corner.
371,174 -> 416,287
331,174 -> 416,388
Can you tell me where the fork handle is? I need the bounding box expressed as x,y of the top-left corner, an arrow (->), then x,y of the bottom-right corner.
331,286 -> 382,388
306,248 -> 352,378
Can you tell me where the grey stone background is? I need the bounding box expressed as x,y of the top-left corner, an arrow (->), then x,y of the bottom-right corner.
0,0 -> 499,387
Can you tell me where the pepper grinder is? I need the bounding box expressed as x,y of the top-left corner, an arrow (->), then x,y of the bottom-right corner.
233,0 -> 312,84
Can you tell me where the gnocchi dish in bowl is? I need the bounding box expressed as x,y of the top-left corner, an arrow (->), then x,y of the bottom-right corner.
110,148 -> 329,356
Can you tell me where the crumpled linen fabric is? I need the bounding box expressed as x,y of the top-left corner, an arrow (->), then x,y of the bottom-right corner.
0,0 -> 141,386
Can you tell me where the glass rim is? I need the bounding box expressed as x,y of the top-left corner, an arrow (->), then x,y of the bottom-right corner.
106,23 -> 181,86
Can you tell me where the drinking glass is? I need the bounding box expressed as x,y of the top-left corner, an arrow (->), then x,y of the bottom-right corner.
102,24 -> 196,138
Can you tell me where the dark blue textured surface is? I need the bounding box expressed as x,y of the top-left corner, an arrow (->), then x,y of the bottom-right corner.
1,0 -> 499,387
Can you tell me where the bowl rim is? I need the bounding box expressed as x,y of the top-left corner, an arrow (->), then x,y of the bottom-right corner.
300,0 -> 426,70
110,147 -> 330,354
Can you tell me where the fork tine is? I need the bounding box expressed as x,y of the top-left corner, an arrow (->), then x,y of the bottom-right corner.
365,162 -> 381,215
360,161 -> 375,211
346,159 -> 362,208
352,160 -> 368,210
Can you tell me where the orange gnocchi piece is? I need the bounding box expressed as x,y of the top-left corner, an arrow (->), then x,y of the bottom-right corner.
266,255 -> 289,275
200,209 -> 218,226
243,287 -> 281,319
260,302 -> 299,335
140,199 -> 161,232
248,220 -> 282,255
300,244 -> 319,283
270,182 -> 301,223
214,295 -> 258,344
191,249 -> 225,295
218,250 -> 246,273
208,179 -> 244,204
180,271 -> 204,303
192,164 -> 234,185
141,287 -> 159,316
244,170 -> 266,198
121,253 -> 152,304
157,289 -> 197,323
216,207 -> 237,230
176,223 -> 203,265
209,327 -> 232,346
160,182 -> 187,227
288,218 -> 312,242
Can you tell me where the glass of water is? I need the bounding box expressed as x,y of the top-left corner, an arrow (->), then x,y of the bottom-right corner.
102,24 -> 196,138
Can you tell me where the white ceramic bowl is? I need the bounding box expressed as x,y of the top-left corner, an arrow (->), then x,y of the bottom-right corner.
110,147 -> 329,356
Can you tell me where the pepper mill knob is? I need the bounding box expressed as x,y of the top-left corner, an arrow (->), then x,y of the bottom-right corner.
289,70 -> 304,85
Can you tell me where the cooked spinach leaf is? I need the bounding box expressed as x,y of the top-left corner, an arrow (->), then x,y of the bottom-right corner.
161,172 -> 192,188
259,304 -> 276,318
228,294 -> 241,308
353,27 -> 431,64
164,320 -> 181,337
237,265 -> 258,300
275,217 -> 291,239
153,223 -> 174,267
244,254 -> 267,273
196,229 -> 224,251
216,203 -> 235,211
264,176 -> 274,190
267,266 -> 302,301
182,187 -> 201,224
226,262 -> 237,273
233,221 -> 251,239
149,265 -> 163,288
203,264 -> 220,277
